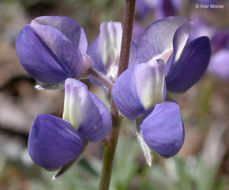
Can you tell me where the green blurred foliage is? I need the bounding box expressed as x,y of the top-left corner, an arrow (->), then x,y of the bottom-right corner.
0,134 -> 226,190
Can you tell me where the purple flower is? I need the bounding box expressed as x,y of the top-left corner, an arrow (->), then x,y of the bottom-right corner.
28,78 -> 111,170
112,16 -> 210,119
111,16 -> 210,158
87,22 -> 122,81
111,59 -> 165,120
135,0 -> 181,19
208,50 -> 229,80
15,16 -> 91,84
63,78 -> 112,142
136,16 -> 211,93
191,18 -> 229,80
155,0 -> 181,19
211,31 -> 229,53
166,36 -> 211,92
135,0 -> 151,17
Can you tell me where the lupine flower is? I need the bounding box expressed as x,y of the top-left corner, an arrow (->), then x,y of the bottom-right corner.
208,49 -> 229,80
135,0 -> 151,17
63,78 -> 112,142
191,18 -> 229,80
135,0 -> 181,19
111,59 -> 165,120
15,16 -> 91,85
155,0 -> 181,19
135,16 -> 211,93
28,78 -> 111,170
112,17 -> 211,116
112,16 -> 210,157
87,22 -> 122,81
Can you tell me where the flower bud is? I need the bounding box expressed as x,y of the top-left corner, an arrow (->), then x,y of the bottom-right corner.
87,22 -> 122,81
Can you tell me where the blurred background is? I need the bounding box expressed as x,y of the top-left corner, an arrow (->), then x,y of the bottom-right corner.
0,0 -> 229,189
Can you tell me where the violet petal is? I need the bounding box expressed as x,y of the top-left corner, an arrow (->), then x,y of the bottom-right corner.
33,16 -> 88,53
136,16 -> 188,63
140,102 -> 184,157
166,37 -> 211,93
111,60 -> 165,120
30,20 -> 83,77
63,78 -> 111,141
28,114 -> 85,170
87,22 -> 122,80
15,25 -> 68,83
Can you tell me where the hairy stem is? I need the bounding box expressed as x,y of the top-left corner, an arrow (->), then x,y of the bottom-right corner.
89,68 -> 113,90
98,1 -> 136,190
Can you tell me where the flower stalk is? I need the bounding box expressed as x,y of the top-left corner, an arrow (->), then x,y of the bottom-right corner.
98,0 -> 136,190
89,68 -> 113,90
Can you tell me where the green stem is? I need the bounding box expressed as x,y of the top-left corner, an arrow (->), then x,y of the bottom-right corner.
98,1 -> 136,190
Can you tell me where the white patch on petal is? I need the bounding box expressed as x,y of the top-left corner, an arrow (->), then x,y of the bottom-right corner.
63,79 -> 89,129
135,61 -> 165,110
175,32 -> 188,62
98,22 -> 122,80
150,48 -> 173,64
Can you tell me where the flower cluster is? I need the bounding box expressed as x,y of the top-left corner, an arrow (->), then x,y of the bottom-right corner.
112,16 -> 210,157
28,78 -> 111,171
15,16 -> 210,173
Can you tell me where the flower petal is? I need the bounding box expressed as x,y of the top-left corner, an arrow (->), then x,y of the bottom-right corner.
15,25 -> 68,83
63,78 -> 111,141
111,60 -> 165,120
33,16 -> 88,53
87,92 -> 112,141
136,16 -> 188,63
165,21 -> 191,76
140,102 -> 184,157
208,49 -> 229,80
87,22 -> 122,80
30,20 -> 83,78
172,22 -> 191,63
166,36 -> 211,93
28,114 -> 85,170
